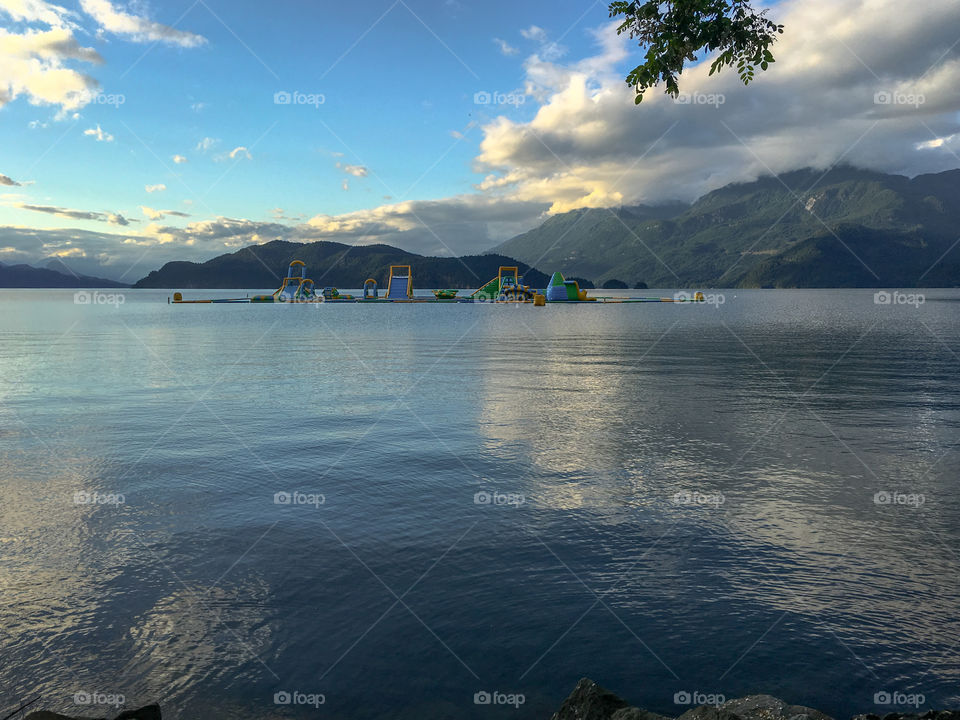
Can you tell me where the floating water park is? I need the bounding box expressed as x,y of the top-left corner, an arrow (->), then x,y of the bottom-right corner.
170,260 -> 707,305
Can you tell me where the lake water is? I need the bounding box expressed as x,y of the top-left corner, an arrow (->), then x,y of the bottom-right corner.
1,288 -> 958,720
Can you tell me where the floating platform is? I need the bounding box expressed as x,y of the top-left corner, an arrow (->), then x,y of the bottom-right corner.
170,262 -> 706,306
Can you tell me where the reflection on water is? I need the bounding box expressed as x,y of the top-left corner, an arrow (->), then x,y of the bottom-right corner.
0,289 -> 958,719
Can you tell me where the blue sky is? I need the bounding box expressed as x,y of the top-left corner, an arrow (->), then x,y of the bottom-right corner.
2,0 -> 960,281
0,1 -> 585,227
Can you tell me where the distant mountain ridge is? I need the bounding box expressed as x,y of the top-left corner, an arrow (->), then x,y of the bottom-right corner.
133,240 -> 549,289
0,262 -> 129,288
492,166 -> 960,288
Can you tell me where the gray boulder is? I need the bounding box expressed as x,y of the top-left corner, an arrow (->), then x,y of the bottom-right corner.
678,695 -> 834,720
25,705 -> 160,720
551,678 -> 633,720
551,680 -> 842,720
613,709 -> 674,720
851,714 -> 960,720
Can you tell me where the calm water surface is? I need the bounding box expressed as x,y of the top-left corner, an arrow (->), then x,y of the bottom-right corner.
1,289 -> 958,719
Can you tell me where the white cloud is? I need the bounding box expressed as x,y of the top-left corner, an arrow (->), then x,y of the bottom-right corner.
519,25 -> 546,42
47,246 -> 86,258
0,225 -> 206,280
195,136 -> 218,152
303,194 -> 548,256
474,0 -> 960,213
917,133 -> 958,150
139,205 -> 190,221
519,25 -> 565,61
209,142 -> 251,161
4,193 -> 546,273
0,0 -> 203,114
172,154 -> 187,164
0,26 -> 102,112
79,0 -> 206,47
341,179 -> 349,191
0,245 -> 32,258
142,216 -> 290,247
0,0 -> 71,26
144,183 -> 166,193
337,162 -> 368,177
83,123 -> 113,141
493,37 -> 518,56
15,202 -> 133,225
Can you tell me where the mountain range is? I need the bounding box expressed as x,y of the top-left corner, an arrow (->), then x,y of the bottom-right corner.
492,166 -> 960,288
26,166 -> 960,290
0,262 -> 128,288
133,241 -> 548,289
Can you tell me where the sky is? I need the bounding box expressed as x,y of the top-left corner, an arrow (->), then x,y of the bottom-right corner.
1,0 -> 960,282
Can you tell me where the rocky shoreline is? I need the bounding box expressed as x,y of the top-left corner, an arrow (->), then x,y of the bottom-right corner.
550,679 -> 959,720
24,707 -> 159,720
19,679 -> 960,720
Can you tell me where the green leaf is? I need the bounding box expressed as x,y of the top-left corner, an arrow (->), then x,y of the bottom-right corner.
612,0 -> 783,104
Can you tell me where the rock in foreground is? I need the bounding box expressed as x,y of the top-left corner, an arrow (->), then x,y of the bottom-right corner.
551,679 -> 673,720
552,679 -> 959,720
25,705 -> 160,720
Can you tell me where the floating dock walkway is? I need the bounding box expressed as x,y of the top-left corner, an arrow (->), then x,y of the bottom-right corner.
170,262 -> 706,306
